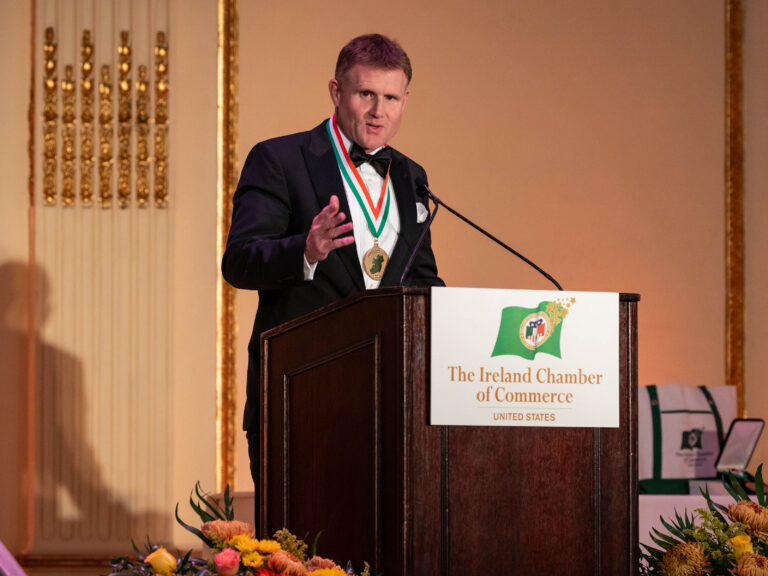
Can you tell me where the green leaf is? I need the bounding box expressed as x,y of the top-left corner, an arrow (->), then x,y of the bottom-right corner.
189,494 -> 218,523
224,484 -> 234,520
728,472 -> 751,501
640,543 -> 667,562
311,530 -> 324,557
193,481 -> 229,521
756,464 -> 766,507
130,538 -> 143,559
175,502 -> 215,548
650,530 -> 682,549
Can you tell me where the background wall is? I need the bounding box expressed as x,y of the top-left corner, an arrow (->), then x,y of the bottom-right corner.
1,0 -> 767,560
0,0 -> 33,556
744,1 -> 768,447
233,0 -> 768,487
0,0 -> 219,559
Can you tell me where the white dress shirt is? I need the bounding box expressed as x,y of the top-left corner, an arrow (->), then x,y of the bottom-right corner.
304,127 -> 400,289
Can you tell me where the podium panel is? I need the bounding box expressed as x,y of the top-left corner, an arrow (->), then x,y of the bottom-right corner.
261,287 -> 638,576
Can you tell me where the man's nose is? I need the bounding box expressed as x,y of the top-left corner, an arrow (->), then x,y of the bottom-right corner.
369,97 -> 383,117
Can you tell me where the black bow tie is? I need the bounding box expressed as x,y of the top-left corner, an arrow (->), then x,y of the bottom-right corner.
349,143 -> 392,178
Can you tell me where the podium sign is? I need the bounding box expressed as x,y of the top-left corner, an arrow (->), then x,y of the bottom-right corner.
431,287 -> 619,427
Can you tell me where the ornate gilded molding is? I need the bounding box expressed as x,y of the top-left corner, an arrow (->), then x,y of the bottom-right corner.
80,30 -> 95,207
217,0 -> 238,491
725,0 -> 745,415
136,65 -> 150,207
42,26 -> 57,206
99,65 -> 114,208
117,31 -> 132,209
154,31 -> 169,209
60,65 -> 76,206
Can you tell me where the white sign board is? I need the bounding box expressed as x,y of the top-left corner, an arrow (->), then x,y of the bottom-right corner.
430,287 -> 619,427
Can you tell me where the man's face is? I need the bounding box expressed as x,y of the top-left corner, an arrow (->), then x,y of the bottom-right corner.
329,64 -> 410,153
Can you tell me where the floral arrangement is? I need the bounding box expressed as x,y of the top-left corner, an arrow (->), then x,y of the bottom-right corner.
640,464 -> 768,576
108,483 -> 370,576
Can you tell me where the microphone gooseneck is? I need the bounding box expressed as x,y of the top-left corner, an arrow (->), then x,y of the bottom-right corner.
415,180 -> 563,291
399,194 -> 440,286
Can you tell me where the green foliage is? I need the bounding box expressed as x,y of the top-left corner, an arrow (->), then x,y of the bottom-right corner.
273,527 -> 309,562
640,465 -> 768,575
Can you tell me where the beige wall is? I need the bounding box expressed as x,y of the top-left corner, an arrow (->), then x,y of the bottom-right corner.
234,0 -> 768,486
1,0 -> 767,557
0,0 -> 219,557
745,0 -> 768,465
0,0 -> 32,554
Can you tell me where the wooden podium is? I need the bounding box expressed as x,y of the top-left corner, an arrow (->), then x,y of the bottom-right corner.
261,287 -> 638,575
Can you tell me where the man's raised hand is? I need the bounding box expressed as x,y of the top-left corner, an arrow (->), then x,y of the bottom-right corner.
304,195 -> 355,264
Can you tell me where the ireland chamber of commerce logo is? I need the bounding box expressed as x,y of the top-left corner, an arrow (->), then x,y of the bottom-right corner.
681,429 -> 704,450
491,298 -> 575,360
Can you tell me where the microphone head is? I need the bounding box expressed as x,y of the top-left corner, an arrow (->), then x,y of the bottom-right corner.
414,177 -> 432,199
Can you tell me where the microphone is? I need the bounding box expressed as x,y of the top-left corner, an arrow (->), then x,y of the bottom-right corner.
415,179 -> 563,291
399,186 -> 440,285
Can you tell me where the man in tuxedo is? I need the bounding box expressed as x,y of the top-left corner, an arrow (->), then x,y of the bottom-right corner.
222,33 -> 443,519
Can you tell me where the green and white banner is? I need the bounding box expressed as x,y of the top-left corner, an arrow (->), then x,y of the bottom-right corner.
430,287 -> 620,427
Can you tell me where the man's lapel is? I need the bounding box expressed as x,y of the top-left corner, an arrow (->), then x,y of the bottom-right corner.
303,121 -> 365,291
381,153 -> 418,286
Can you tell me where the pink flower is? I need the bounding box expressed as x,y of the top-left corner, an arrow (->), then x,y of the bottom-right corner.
214,548 -> 241,576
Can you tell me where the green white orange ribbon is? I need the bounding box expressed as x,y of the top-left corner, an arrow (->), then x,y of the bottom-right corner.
326,116 -> 391,238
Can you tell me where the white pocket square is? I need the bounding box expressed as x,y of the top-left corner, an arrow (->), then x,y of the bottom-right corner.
416,202 -> 429,224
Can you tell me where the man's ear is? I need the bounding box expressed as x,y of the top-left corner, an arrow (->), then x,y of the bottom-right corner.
328,78 -> 341,107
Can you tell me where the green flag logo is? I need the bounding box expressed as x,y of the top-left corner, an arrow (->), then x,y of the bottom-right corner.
491,298 -> 575,360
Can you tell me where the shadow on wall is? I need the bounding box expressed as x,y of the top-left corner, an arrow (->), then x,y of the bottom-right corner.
0,260 -> 169,554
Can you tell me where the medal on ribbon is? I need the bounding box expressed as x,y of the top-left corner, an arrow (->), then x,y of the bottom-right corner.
327,116 -> 392,281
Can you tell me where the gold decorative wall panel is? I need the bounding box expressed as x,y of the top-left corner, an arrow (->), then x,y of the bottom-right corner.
216,0 -> 238,493
117,31 -> 132,209
725,0 -> 745,415
80,30 -> 94,207
98,65 -> 114,207
154,31 -> 169,208
28,0 -> 174,562
136,65 -> 150,207
60,65 -> 75,206
42,27 -> 57,206
38,20 -> 169,210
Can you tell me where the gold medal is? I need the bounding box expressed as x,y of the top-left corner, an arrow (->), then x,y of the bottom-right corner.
363,240 -> 389,281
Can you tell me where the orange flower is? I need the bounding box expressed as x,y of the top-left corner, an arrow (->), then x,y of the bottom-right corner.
268,549 -> 305,576
201,519 -> 254,541
732,553 -> 768,576
306,555 -> 341,570
658,541 -> 710,576
729,501 -> 768,534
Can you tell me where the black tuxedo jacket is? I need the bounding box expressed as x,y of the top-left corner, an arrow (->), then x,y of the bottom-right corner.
222,120 -> 443,432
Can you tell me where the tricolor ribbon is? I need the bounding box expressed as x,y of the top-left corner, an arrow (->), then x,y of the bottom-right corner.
326,116 -> 391,238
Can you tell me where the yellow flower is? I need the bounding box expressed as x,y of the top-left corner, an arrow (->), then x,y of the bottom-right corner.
255,538 -> 282,555
731,534 -> 755,559
145,547 -> 177,576
729,501 -> 768,534
241,551 -> 266,568
310,569 -> 348,576
229,533 -> 259,553
733,553 -> 768,576
658,541 -> 710,576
